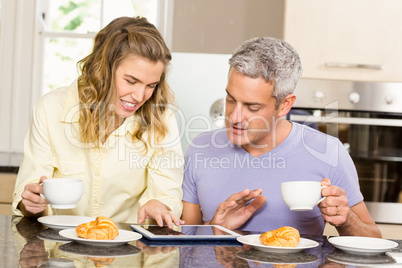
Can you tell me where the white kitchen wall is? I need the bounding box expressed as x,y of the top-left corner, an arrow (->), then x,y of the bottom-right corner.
168,52 -> 231,152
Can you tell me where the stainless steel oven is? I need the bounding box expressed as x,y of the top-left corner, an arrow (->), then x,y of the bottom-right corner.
290,78 -> 402,224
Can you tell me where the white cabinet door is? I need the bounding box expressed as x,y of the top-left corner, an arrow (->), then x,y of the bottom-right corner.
170,0 -> 285,54
284,0 -> 402,82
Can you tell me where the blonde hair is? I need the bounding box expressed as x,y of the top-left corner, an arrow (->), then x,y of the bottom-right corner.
77,16 -> 173,148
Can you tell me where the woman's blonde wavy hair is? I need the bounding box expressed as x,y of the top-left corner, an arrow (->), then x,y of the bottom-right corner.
77,16 -> 173,149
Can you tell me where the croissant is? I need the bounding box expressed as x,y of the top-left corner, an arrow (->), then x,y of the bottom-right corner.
259,226 -> 300,247
76,216 -> 119,240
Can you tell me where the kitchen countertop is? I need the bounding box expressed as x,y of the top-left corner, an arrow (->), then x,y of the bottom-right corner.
0,166 -> 19,173
2,215 -> 402,268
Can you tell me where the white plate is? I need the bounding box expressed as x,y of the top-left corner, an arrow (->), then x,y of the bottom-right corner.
236,234 -> 319,253
38,215 -> 95,230
328,236 -> 398,255
59,228 -> 142,247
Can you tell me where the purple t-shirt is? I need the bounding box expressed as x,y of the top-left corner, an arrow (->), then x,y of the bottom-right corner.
182,122 -> 363,236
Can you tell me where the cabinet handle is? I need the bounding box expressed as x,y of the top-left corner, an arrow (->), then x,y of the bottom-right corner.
289,114 -> 402,127
325,62 -> 382,70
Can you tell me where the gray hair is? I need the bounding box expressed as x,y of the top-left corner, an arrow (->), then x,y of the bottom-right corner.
229,37 -> 302,108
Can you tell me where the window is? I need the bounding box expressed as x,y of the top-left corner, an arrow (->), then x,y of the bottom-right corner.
39,0 -> 158,95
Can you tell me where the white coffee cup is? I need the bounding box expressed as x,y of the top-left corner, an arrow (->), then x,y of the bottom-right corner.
281,181 -> 327,211
41,178 -> 83,209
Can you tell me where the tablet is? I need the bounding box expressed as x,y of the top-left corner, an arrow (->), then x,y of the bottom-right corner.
138,237 -> 243,247
130,224 -> 241,240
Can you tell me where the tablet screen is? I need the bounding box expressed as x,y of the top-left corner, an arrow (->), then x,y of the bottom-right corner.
130,224 -> 240,240
145,225 -> 233,236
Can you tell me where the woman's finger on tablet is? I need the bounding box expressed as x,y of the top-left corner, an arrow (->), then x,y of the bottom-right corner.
163,211 -> 176,228
166,211 -> 185,226
154,214 -> 164,227
164,211 -> 172,226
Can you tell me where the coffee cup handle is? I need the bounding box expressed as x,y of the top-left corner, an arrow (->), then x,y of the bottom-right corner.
316,185 -> 327,205
39,183 -> 46,200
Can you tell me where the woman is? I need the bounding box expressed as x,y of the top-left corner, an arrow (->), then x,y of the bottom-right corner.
12,16 -> 184,227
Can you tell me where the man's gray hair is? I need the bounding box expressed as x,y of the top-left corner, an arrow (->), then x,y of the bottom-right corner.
229,37 -> 302,108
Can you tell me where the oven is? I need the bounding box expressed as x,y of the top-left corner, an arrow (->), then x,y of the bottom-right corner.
290,78 -> 402,224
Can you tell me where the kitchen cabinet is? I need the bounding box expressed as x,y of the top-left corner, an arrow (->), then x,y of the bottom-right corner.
170,0 -> 285,54
171,0 -> 402,82
0,173 -> 17,215
283,0 -> 402,82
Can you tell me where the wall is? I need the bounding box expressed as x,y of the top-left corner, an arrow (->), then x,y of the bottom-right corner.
168,52 -> 231,152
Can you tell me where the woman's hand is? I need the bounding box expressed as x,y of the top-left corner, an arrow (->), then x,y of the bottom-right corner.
19,176 -> 49,217
137,199 -> 184,228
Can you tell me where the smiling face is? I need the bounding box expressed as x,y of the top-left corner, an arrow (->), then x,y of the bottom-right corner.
113,54 -> 165,120
225,69 -> 292,154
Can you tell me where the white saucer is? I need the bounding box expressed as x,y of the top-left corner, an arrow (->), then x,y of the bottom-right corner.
236,234 -> 319,253
59,228 -> 142,247
328,236 -> 398,255
38,215 -> 95,230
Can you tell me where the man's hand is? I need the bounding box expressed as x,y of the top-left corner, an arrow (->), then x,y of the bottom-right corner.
210,188 -> 266,230
318,178 -> 349,226
318,178 -> 381,237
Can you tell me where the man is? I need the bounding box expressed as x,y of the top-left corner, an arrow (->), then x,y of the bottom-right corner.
181,37 -> 381,237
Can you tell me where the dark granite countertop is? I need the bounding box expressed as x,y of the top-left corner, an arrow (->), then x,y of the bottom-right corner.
0,166 -> 19,173
2,215 -> 402,268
